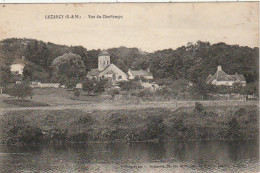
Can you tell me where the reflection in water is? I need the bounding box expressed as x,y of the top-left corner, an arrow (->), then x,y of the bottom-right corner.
0,140 -> 258,172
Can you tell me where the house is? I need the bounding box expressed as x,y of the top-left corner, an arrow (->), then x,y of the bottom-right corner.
10,63 -> 25,75
87,50 -> 128,81
206,66 -> 246,86
128,68 -> 153,82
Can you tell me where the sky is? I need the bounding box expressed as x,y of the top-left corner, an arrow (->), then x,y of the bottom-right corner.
0,3 -> 258,52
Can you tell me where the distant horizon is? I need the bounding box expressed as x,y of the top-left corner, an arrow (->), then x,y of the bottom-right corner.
1,37 -> 258,54
0,3 -> 258,52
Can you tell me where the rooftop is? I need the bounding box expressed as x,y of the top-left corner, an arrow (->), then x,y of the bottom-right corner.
99,50 -> 110,56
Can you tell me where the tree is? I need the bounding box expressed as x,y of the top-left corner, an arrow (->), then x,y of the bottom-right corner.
7,81 -> 33,101
54,53 -> 86,88
118,80 -> 142,91
0,66 -> 13,92
82,79 -> 94,95
93,79 -> 106,94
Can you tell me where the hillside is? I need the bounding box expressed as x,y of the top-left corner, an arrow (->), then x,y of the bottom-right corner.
0,38 -> 258,84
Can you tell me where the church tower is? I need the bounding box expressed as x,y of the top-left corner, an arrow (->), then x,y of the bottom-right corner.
98,50 -> 110,71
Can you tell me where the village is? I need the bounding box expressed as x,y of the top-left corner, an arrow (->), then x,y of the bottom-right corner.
1,48 -> 256,108
0,39 -> 258,145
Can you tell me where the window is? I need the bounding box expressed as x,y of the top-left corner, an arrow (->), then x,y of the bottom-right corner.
119,76 -> 122,79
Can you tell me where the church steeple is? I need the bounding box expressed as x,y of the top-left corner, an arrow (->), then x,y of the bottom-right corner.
98,50 -> 110,71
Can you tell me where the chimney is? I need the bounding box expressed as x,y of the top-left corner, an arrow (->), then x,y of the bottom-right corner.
217,66 -> 222,71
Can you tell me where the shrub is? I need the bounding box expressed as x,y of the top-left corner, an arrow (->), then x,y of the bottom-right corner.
137,89 -> 153,100
0,114 -> 43,144
228,117 -> 241,139
118,81 -> 142,91
234,108 -> 247,117
82,79 -> 94,95
194,102 -> 204,113
6,82 -> 33,101
146,115 -> 166,141
107,89 -> 120,97
108,113 -> 128,125
74,89 -> 80,97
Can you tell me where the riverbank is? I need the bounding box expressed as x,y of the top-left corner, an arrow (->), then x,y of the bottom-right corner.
0,103 -> 258,145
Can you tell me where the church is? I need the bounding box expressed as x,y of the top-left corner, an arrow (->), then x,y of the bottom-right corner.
87,50 -> 128,81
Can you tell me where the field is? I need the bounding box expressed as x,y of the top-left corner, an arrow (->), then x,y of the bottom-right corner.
0,88 -> 258,111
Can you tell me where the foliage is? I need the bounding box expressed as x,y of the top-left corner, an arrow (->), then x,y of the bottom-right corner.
6,81 -> 33,100
82,78 -> 95,94
74,89 -> 80,97
0,39 -> 258,98
228,117 -> 241,139
107,88 -> 120,97
146,115 -> 166,141
118,80 -> 142,91
194,102 -> 204,113
54,53 -> 86,88
0,113 -> 43,144
23,63 -> 50,82
93,79 -> 107,94
0,65 -> 13,88
0,105 -> 257,144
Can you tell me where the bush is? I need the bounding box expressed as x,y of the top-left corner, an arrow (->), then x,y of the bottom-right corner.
107,89 -> 120,97
137,89 -> 153,100
228,117 -> 242,139
74,89 -> 80,97
146,115 -> 166,141
108,113 -> 129,125
194,102 -> 204,113
82,79 -> 94,94
93,79 -> 106,94
6,82 -> 33,101
0,114 -> 43,144
118,81 -> 142,91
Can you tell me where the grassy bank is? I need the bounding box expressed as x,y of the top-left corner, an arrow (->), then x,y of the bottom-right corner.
0,103 -> 258,145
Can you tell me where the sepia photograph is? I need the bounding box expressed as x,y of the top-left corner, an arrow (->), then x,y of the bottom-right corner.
0,2 -> 259,172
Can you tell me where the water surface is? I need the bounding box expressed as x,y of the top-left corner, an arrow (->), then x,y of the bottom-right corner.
0,140 -> 258,172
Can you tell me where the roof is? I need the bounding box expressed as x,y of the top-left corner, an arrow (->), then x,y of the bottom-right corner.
206,68 -> 246,83
87,64 -> 111,76
88,68 -> 101,76
106,70 -> 117,75
230,75 -> 246,82
99,50 -> 110,56
130,69 -> 153,76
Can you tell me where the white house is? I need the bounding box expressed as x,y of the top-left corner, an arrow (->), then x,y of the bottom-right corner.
206,66 -> 246,86
10,63 -> 25,75
87,50 -> 128,81
128,68 -> 153,82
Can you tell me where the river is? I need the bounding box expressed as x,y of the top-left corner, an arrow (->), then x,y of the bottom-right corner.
0,140 -> 258,172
